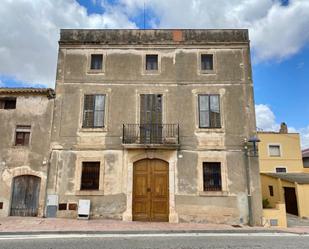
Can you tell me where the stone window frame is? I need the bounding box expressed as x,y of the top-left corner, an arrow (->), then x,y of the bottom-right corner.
12,124 -> 32,148
197,50 -> 217,75
192,89 -> 225,133
197,152 -> 229,196
135,88 -> 168,125
142,52 -> 161,75
75,155 -> 105,196
268,143 -> 282,157
78,89 -> 111,133
86,50 -> 106,74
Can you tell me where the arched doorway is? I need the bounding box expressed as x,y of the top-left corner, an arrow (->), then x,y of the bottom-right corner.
133,159 -> 169,222
10,175 -> 41,216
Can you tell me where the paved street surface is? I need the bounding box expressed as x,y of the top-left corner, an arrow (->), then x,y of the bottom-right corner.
0,233 -> 309,249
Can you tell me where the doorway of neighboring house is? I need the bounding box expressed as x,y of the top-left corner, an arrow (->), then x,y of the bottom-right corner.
133,159 -> 169,222
284,187 -> 299,216
10,175 -> 41,216
140,94 -> 162,144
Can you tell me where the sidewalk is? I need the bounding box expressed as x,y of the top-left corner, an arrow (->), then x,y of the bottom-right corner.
0,217 -> 308,235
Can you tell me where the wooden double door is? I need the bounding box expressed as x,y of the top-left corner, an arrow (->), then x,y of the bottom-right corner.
133,159 -> 169,222
10,175 -> 41,217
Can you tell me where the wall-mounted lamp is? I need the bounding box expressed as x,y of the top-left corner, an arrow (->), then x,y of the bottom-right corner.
248,136 -> 261,157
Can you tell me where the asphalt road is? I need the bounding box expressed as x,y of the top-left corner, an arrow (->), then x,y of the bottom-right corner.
0,233 -> 308,249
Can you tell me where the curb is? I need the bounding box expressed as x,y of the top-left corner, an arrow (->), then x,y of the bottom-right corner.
0,229 -> 304,236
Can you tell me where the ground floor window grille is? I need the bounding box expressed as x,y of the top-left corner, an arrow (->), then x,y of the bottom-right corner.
203,162 -> 222,191
80,162 -> 100,190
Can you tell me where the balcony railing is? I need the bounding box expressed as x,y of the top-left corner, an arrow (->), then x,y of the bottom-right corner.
123,124 -> 179,146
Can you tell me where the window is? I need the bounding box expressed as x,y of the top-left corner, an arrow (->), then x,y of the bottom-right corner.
269,145 -> 281,157
203,162 -> 222,191
90,54 -> 103,70
201,54 -> 213,71
198,95 -> 221,128
276,167 -> 287,173
269,185 -> 274,196
0,98 -> 16,109
80,162 -> 100,190
146,54 -> 158,70
82,95 -> 105,128
15,125 -> 31,146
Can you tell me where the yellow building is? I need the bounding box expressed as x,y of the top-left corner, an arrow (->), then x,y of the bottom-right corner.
258,123 -> 309,225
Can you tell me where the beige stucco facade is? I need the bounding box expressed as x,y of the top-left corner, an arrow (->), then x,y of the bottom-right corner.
45,29 -> 262,225
0,89 -> 55,217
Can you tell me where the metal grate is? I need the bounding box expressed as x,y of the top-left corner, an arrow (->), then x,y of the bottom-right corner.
80,162 -> 100,190
203,162 -> 222,191
123,124 -> 179,145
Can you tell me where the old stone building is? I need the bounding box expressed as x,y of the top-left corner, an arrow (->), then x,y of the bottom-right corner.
0,88 -> 55,217
46,29 -> 262,225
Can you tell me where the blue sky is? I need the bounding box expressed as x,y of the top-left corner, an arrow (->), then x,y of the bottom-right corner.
0,0 -> 308,147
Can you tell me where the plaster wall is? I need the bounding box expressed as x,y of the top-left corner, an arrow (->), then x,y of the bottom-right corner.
48,29 -> 262,225
0,95 -> 54,217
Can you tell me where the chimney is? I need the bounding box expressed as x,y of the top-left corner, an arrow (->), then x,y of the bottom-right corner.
279,122 -> 288,134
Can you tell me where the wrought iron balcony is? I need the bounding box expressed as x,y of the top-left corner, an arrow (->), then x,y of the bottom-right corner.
122,124 -> 179,148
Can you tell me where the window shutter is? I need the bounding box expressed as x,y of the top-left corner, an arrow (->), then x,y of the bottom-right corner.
210,95 -> 220,128
83,95 -> 95,127
94,95 -> 105,127
199,95 -> 210,128
140,94 -> 147,124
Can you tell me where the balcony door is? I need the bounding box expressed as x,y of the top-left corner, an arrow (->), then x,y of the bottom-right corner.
140,94 -> 162,144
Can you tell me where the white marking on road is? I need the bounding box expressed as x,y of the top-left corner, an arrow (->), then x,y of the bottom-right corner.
0,232 -> 307,240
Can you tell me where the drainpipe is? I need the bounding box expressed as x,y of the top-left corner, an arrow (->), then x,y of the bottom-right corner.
244,143 -> 253,226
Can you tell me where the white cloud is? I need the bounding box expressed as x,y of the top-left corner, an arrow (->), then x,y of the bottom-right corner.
255,104 -> 280,131
1,0 -> 309,87
115,0 -> 309,62
0,0 -> 136,87
255,104 -> 309,149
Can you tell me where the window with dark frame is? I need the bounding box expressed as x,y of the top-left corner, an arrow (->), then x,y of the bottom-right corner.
269,185 -> 274,196
80,162 -> 100,190
201,54 -> 213,71
203,162 -> 222,191
15,125 -> 31,146
82,94 -> 105,128
146,54 -> 158,70
90,54 -> 103,70
0,98 -> 16,109
276,167 -> 287,173
198,94 -> 221,128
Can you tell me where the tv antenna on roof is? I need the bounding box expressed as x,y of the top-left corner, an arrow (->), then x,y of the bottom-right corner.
143,1 -> 146,29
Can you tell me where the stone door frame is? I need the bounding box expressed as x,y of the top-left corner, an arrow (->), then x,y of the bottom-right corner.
123,150 -> 178,223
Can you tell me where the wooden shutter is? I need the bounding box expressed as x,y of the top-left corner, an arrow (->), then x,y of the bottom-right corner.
83,95 -> 95,127
209,95 -> 221,128
198,95 -> 210,128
